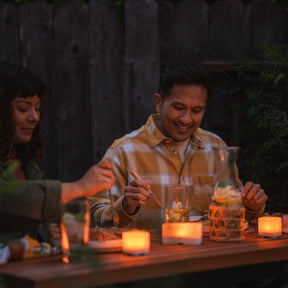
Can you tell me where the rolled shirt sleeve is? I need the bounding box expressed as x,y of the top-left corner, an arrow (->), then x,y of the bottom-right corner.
0,179 -> 62,229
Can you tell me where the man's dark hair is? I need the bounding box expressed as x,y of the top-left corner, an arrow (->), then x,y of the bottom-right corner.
158,61 -> 212,101
0,62 -> 46,162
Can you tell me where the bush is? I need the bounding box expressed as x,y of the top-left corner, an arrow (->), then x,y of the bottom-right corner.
235,44 -> 288,213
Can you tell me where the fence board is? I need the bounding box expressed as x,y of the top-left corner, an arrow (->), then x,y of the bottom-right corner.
244,0 -> 283,58
1,0 -> 288,181
175,0 -> 209,62
0,4 -> 20,63
18,2 -> 55,178
281,5 -> 288,45
208,0 -> 245,60
159,1 -> 175,70
89,0 -> 124,163
204,72 -> 238,144
124,0 -> 160,132
53,0 -> 90,181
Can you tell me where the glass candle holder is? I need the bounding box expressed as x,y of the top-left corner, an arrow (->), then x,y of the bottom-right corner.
258,216 -> 282,239
162,222 -> 202,245
122,230 -> 150,256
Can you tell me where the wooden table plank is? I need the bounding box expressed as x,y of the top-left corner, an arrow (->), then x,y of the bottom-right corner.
1,231 -> 288,288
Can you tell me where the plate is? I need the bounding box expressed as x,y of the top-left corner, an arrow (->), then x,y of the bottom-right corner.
88,239 -> 122,253
189,216 -> 202,222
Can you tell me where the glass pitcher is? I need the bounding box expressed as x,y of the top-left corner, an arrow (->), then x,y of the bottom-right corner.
209,146 -> 245,241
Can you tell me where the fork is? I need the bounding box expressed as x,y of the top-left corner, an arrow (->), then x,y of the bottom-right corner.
130,170 -> 164,209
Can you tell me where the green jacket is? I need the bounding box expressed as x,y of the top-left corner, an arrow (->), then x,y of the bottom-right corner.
0,161 -> 62,244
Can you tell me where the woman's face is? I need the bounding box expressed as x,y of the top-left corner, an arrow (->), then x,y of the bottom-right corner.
10,95 -> 41,143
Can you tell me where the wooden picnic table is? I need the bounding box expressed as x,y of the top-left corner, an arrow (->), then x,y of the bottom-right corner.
0,227 -> 288,288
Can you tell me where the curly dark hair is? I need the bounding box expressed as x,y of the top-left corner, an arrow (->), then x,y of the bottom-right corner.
158,61 -> 213,102
0,62 -> 46,163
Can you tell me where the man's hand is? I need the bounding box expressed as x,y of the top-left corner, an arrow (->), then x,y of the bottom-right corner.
123,178 -> 151,215
241,181 -> 268,211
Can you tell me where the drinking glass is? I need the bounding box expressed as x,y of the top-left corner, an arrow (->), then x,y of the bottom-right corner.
61,198 -> 90,263
190,175 -> 217,216
164,185 -> 190,222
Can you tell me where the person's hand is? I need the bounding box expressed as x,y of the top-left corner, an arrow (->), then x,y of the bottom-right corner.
61,160 -> 115,202
241,181 -> 268,211
123,178 -> 151,215
77,160 -> 115,196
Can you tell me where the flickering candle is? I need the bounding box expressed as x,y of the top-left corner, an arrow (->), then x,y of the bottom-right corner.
122,230 -> 150,256
282,215 -> 288,233
258,216 -> 282,238
162,222 -> 202,245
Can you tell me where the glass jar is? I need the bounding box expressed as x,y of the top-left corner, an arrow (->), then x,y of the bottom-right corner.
209,146 -> 245,241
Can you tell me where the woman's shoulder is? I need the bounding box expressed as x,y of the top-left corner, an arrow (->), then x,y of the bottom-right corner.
22,161 -> 44,180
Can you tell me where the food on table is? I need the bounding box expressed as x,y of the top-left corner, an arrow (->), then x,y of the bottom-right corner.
89,226 -> 129,242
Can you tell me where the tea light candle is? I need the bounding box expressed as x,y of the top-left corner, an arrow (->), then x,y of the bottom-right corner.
282,215 -> 288,233
122,230 -> 150,256
258,216 -> 282,238
162,222 -> 202,245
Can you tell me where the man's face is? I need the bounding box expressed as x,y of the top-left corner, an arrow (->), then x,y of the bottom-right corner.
154,83 -> 207,142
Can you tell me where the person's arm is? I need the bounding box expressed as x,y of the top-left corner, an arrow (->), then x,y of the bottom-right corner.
0,160 -> 114,230
89,148 -> 140,227
0,179 -> 62,230
61,160 -> 114,202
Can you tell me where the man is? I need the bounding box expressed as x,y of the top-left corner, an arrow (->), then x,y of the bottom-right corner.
90,61 -> 267,229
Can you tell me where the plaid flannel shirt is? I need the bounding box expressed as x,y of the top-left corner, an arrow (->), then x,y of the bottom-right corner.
90,114 -> 261,228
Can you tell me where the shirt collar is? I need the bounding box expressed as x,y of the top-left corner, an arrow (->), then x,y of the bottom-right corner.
145,113 -> 205,149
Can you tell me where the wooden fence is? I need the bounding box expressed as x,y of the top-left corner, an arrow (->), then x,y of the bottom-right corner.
0,0 -> 287,181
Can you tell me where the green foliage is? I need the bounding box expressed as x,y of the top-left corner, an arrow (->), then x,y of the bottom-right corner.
0,161 -> 20,194
235,44 -> 288,212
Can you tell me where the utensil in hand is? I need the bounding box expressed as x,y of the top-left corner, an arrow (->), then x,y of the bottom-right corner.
130,170 -> 164,209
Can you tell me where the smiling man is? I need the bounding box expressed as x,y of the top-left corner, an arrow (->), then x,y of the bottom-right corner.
90,61 -> 267,229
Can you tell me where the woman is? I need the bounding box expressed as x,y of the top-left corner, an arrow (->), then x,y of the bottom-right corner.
0,62 -> 114,262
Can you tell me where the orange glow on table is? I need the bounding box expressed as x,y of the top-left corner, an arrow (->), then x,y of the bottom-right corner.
122,230 -> 150,255
258,216 -> 282,238
162,222 -> 202,245
60,222 -> 70,263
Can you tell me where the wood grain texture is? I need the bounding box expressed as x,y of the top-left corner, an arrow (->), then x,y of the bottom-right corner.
124,0 -> 160,132
0,0 -> 287,180
208,0 -> 245,61
244,0 -> 283,58
0,3 -> 19,63
175,0 -> 209,62
89,0 -> 125,163
18,2 -> 56,178
0,231 -> 288,288
53,0 -> 91,181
